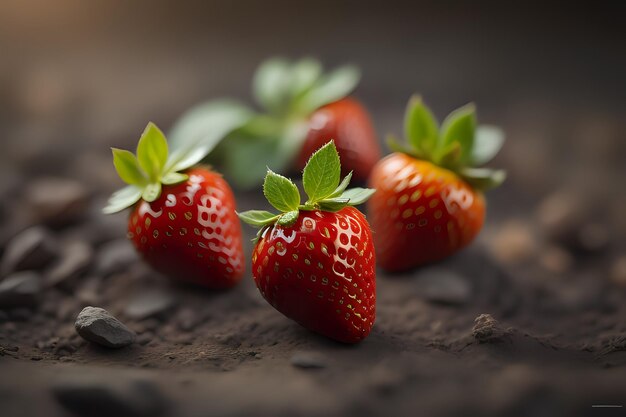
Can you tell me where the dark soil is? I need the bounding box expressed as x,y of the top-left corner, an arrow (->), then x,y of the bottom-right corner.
1,2 -> 626,416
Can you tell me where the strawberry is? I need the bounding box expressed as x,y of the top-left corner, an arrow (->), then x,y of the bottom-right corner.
367,96 -> 506,272
296,97 -> 380,182
169,58 -> 381,189
238,142 -> 376,343
103,123 -> 244,288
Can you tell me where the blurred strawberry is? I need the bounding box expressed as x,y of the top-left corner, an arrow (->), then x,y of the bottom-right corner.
367,96 -> 505,272
104,123 -> 244,288
239,141 -> 376,343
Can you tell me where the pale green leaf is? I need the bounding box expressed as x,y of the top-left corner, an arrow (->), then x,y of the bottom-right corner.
142,183 -> 162,203
317,198 -> 350,212
302,141 -> 341,203
161,172 -> 188,185
136,122 -> 168,180
298,65 -> 360,114
167,100 -> 254,172
237,210 -> 279,227
102,185 -> 143,214
112,148 -> 147,186
253,58 -> 291,113
387,135 -> 419,158
328,171 -> 353,198
341,187 -> 376,205
276,210 -> 299,227
263,169 -> 300,212
461,167 -> 506,191
405,95 -> 438,156
290,58 -> 322,96
471,125 -> 505,166
440,103 -> 476,165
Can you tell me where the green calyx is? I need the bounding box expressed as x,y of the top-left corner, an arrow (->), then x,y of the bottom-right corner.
103,119 -> 233,214
388,95 -> 506,191
168,57 -> 361,190
238,141 -> 375,237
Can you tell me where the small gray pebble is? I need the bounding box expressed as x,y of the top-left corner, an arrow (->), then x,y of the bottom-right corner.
75,306 -> 136,348
0,271 -> 41,309
290,351 -> 327,369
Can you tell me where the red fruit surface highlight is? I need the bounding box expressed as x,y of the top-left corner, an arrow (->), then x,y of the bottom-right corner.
128,167 -> 244,288
252,207 -> 375,343
296,98 -> 381,182
368,153 -> 485,272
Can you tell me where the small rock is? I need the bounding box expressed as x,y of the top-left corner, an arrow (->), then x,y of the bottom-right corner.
52,375 -> 167,417
417,268 -> 471,305
136,332 -> 153,346
24,177 -> 89,226
610,256 -> 626,287
75,306 -> 136,348
95,239 -> 138,277
45,240 -> 93,288
488,220 -> 536,264
0,226 -> 58,275
472,314 -> 508,343
124,290 -> 177,320
0,271 -> 41,309
175,308 -> 201,332
290,351 -> 327,369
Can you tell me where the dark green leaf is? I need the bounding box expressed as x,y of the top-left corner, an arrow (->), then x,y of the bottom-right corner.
263,169 -> 301,212
238,210 -> 279,227
302,141 -> 341,203
276,210 -> 299,226
136,123 -> 168,180
317,198 -> 350,212
112,148 -> 147,186
404,95 -> 438,156
341,187 -> 376,205
461,167 -> 506,191
102,185 -> 143,214
471,125 -> 505,166
440,103 -> 476,165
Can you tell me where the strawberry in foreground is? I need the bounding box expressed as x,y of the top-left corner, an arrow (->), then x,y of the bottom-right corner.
170,58 -> 381,189
238,141 -> 377,343
103,123 -> 245,288
368,96 -> 506,272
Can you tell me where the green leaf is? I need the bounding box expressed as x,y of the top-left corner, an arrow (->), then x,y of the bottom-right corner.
317,198 -> 350,212
142,183 -> 162,203
263,169 -> 300,212
161,172 -> 189,185
437,141 -> 462,169
341,187 -> 376,205
405,95 -> 438,157
302,141 -> 341,203
440,103 -> 476,165
298,65 -> 360,114
238,210 -> 279,227
276,210 -> 299,227
167,100 -> 254,172
471,125 -> 505,166
387,135 -> 419,158
290,58 -> 322,96
112,148 -> 147,186
102,185 -> 143,214
328,171 -> 353,198
253,58 -> 291,113
136,122 -> 168,180
461,167 -> 506,191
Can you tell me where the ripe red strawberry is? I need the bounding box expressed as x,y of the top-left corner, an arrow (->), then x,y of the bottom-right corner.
296,97 -> 380,182
104,123 -> 244,288
368,96 -> 505,272
239,141 -> 376,343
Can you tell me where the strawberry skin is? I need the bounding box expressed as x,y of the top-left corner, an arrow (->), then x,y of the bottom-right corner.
296,98 -> 381,182
128,167 -> 245,288
368,153 -> 485,272
251,207 -> 375,343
